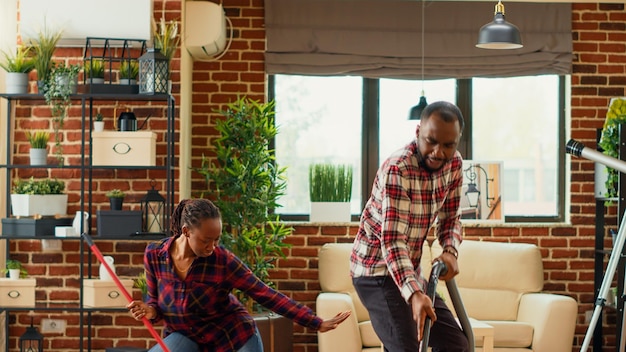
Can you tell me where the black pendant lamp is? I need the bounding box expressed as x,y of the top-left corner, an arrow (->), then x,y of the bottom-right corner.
409,0 -> 428,120
476,0 -> 523,50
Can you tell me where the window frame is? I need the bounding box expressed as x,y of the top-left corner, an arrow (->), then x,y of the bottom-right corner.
269,75 -> 567,223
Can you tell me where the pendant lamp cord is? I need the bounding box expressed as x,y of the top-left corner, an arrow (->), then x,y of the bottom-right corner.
420,0 -> 425,96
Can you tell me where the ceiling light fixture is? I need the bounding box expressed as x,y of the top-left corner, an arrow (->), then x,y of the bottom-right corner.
409,0 -> 428,120
476,0 -> 523,50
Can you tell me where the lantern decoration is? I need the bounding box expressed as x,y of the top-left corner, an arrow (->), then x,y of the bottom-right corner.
138,48 -> 169,95
20,318 -> 43,352
141,180 -> 166,233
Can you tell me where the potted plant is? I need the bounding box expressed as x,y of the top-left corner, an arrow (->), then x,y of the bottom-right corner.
134,271 -> 148,300
93,113 -> 105,132
0,46 -> 35,94
599,97 -> 626,201
25,130 -> 50,165
153,17 -> 180,65
309,163 -> 353,222
11,177 -> 67,216
193,97 -> 294,344
119,60 -> 139,85
84,58 -> 105,84
194,97 -> 293,308
105,188 -> 126,210
45,61 -> 81,163
29,25 -> 63,93
2,259 -> 27,280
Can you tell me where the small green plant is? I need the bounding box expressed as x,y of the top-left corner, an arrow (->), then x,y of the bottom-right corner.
12,177 -> 65,195
95,113 -> 104,121
105,189 -> 125,198
119,60 -> 139,80
2,259 -> 27,278
84,59 -> 105,79
0,46 -> 35,73
25,130 -> 50,149
134,271 -> 148,297
309,163 -> 353,202
153,17 -> 180,63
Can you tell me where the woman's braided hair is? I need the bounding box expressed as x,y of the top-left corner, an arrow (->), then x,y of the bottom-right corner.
170,199 -> 221,237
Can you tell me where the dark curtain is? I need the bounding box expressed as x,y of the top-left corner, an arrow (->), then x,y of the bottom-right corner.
265,0 -> 572,79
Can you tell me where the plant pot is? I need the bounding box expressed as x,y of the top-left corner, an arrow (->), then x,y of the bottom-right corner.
8,269 -> 20,280
10,194 -> 68,216
93,121 -> 105,132
29,148 -> 47,165
55,74 -> 78,94
310,202 -> 352,223
88,77 -> 105,84
109,197 -> 124,210
5,72 -> 28,94
119,78 -> 137,85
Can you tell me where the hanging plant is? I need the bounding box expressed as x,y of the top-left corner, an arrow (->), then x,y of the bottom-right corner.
599,98 -> 626,200
44,62 -> 80,164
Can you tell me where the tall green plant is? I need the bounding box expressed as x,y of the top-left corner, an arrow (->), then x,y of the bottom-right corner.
29,24 -> 63,85
309,163 -> 353,202
194,97 -> 292,310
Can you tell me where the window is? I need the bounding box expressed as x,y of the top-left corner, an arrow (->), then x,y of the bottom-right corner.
271,74 -> 566,222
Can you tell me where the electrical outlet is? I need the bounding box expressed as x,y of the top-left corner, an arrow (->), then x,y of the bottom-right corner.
41,318 -> 66,334
42,239 -> 62,251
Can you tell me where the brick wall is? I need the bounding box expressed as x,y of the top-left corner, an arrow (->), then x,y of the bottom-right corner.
4,1 -> 626,352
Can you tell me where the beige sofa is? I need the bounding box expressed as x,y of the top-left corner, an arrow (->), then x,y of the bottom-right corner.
316,240 -> 577,352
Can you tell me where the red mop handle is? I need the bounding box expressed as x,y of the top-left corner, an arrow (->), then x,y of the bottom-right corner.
83,233 -> 171,352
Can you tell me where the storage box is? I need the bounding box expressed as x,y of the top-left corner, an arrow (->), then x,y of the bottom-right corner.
83,279 -> 133,308
92,131 -> 156,166
97,210 -> 142,237
2,217 -> 73,237
0,278 -> 36,307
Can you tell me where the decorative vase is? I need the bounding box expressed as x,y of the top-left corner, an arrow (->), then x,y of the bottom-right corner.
29,148 -> 47,165
99,256 -> 115,281
8,269 -> 20,280
72,211 -> 90,235
109,197 -> 124,211
93,121 -> 105,132
5,72 -> 28,94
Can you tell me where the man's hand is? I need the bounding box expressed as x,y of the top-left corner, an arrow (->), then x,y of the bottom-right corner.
410,291 -> 436,341
437,249 -> 459,281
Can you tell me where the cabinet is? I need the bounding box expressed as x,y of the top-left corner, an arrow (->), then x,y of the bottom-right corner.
0,92 -> 175,351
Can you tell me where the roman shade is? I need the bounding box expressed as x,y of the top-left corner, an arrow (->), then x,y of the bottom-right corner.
265,0 -> 572,79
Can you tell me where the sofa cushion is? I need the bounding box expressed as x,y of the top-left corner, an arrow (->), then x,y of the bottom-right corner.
485,320 -> 534,348
358,321 -> 380,347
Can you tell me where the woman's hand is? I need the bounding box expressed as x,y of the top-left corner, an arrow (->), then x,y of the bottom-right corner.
127,300 -> 155,321
318,310 -> 351,332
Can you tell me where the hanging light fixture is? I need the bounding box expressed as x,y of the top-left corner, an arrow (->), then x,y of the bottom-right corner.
476,0 -> 523,50
409,0 -> 428,120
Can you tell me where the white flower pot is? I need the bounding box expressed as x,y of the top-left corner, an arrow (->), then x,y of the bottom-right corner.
29,148 -> 47,165
310,202 -> 352,223
10,194 -> 68,217
8,269 -> 20,280
88,77 -> 105,84
5,72 -> 28,94
119,78 -> 137,85
93,121 -> 105,132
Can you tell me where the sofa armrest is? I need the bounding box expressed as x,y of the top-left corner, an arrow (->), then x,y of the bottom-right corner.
517,293 -> 577,352
317,292 -> 363,352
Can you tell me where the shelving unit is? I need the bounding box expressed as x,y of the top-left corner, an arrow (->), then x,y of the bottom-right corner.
0,92 -> 175,351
